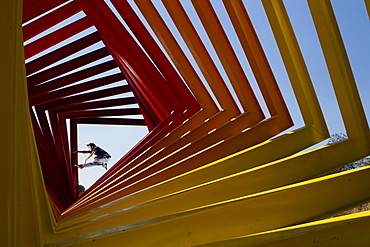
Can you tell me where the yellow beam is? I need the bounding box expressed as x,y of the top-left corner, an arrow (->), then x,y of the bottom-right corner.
60,125 -> 315,221
308,0 -> 370,140
51,135 -> 365,239
0,0 -> 53,246
47,166 -> 370,246
195,212 -> 370,247
261,0 -> 327,129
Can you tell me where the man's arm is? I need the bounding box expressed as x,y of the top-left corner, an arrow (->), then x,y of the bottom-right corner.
84,151 -> 96,165
73,150 -> 90,154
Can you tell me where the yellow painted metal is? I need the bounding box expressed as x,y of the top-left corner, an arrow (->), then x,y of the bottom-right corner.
261,0 -> 327,130
50,117 -> 363,233
47,166 -> 370,246
195,212 -> 370,247
308,0 -> 370,141
365,0 -> 370,19
52,136 -> 361,238
57,126 -> 318,225
0,0 -> 53,246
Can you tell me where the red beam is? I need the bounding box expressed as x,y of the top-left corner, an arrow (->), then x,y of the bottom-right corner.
111,0 -> 199,111
27,47 -> 112,87
33,85 -> 132,108
28,60 -> 119,96
49,112 -> 78,198
75,118 -> 146,126
90,109 -> 196,192
77,0 -> 180,119
24,17 -> 93,59
62,108 -> 142,118
114,63 -> 161,130
33,107 -> 75,210
23,0 -> 70,23
23,1 -> 83,41
30,74 -> 124,105
70,118 -> 79,192
26,31 -> 102,76
54,98 -> 138,112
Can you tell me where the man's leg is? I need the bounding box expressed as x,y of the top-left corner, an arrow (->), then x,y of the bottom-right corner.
81,162 -> 94,168
76,158 -> 101,168
74,162 -> 94,169
75,157 -> 110,169
96,157 -> 110,170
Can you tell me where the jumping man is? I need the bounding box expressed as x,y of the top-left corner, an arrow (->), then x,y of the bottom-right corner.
73,142 -> 111,170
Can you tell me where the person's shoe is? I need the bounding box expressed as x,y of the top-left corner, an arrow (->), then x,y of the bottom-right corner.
103,163 -> 108,170
74,164 -> 84,169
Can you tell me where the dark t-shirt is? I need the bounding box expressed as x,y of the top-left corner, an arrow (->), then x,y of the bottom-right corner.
92,146 -> 111,158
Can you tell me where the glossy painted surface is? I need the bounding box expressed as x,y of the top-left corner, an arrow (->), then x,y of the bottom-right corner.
1,0 -> 369,246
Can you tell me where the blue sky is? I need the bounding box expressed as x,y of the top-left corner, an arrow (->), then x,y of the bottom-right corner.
72,0 -> 370,189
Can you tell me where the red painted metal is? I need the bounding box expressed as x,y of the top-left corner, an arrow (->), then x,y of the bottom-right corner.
70,118 -> 79,199
74,118 -> 147,126
76,0 -> 182,119
29,76 -> 126,106
27,47 -> 111,87
23,0 -> 70,23
114,64 -> 161,130
22,0 -> 206,214
32,107 -> 76,209
28,60 -> 119,97
24,17 -> 93,59
26,31 -> 102,76
110,0 -> 200,111
23,1 -> 83,41
32,84 -> 132,107
53,98 -> 138,113
61,108 -> 142,118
